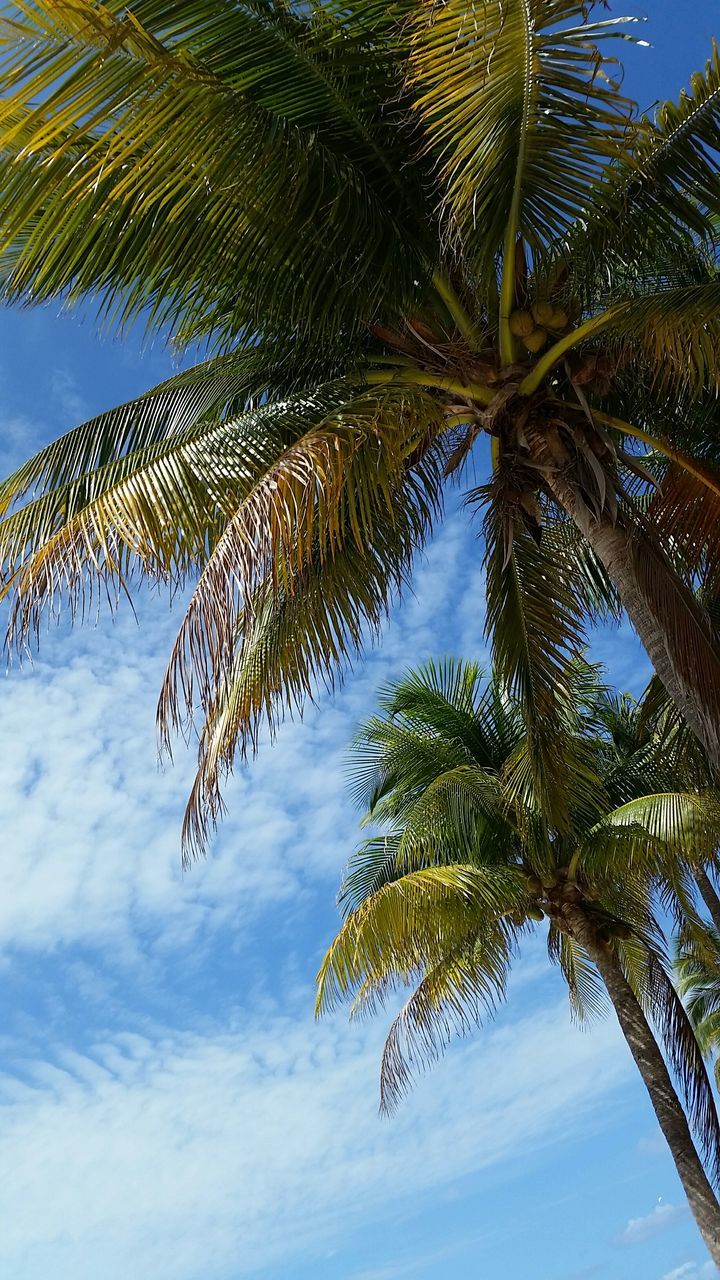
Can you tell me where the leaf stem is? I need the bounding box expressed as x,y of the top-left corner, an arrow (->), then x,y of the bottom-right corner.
365,367 -> 494,406
499,0 -> 533,367
594,411 -> 720,498
518,307 -> 624,395
431,271 -> 480,349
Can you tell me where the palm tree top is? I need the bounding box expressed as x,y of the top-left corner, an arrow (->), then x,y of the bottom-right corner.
0,0 -> 716,353
1,0 -> 720,854
317,658 -> 720,1189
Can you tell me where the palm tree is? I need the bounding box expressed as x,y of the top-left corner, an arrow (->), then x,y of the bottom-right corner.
316,658 -> 720,1259
1,1 -> 720,851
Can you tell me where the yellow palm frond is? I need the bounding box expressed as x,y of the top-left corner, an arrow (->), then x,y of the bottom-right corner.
315,862 -> 525,1017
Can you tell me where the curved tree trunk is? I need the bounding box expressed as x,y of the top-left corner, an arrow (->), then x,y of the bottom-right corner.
696,866 -> 720,935
564,904 -> 720,1263
543,469 -> 720,772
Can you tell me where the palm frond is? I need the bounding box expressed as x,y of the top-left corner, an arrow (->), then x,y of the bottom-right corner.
0,0 -> 426,347
647,462 -> 720,598
541,515 -> 622,624
0,346 -> 300,515
175,457 -> 444,859
600,791 -> 720,866
481,482 -> 598,830
407,0 -> 637,269
647,953 -> 720,1189
547,924 -> 607,1022
160,390 -> 445,833
603,283 -> 720,398
338,835 -> 407,919
391,763 -> 510,865
1,383 -> 361,644
377,925 -> 516,1112
574,37 -> 720,273
315,862 -> 526,1016
676,930 -> 720,1054
636,674 -> 715,793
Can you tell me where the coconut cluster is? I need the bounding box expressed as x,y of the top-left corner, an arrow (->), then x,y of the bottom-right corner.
509,300 -> 569,353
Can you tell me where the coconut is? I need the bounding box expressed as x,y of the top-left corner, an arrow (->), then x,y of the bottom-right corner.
548,307 -> 568,331
509,309 -> 535,337
531,300 -> 555,327
523,327 -> 547,353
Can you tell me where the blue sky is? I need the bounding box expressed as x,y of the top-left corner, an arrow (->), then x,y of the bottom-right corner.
0,4 -> 719,1278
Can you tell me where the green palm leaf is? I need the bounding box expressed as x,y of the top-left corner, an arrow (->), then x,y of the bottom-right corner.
1,384 -> 363,642
0,0 -> 426,346
481,483 -> 596,830
576,37 -> 720,270
408,0 -> 636,273
377,929 -> 516,1112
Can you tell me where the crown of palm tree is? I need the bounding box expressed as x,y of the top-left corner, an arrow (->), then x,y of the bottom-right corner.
316,658 -> 720,1176
1,0 -> 720,853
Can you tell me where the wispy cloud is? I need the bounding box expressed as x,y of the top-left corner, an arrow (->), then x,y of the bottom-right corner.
615,1202 -> 688,1246
49,368 -> 90,422
0,509 -> 492,957
663,1263 -> 718,1280
0,1003 -> 631,1280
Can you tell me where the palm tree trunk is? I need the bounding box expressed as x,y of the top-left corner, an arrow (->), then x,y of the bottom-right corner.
696,866 -> 720,934
544,469 -> 720,772
564,904 -> 720,1263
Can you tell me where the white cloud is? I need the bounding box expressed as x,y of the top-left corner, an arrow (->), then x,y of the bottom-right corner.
663,1263 -> 718,1280
616,1201 -> 689,1246
0,510 -> 491,956
0,616 -> 300,954
0,1002 -> 631,1280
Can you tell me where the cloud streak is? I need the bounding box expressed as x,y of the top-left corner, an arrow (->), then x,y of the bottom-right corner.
0,508 -> 490,956
0,1003 -> 631,1280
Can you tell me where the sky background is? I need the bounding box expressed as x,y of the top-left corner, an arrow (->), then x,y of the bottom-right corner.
1,3 -> 719,1278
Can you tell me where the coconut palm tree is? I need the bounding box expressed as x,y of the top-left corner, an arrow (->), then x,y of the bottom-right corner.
317,658 -> 720,1259
1,1 -> 720,852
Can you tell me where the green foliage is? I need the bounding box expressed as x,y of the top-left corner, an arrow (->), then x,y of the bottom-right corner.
2,0 -> 720,847
677,928 -> 720,1078
317,656 -> 720,1183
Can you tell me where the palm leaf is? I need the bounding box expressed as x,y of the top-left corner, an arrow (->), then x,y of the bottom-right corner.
0,343 -> 328,516
0,0 -> 426,347
160,387 -> 445,757
676,930 -> 720,1054
408,0 -> 637,271
597,792 -> 720,866
576,37 -> 720,271
0,384 -> 361,644
174,444 -> 443,859
315,862 -> 526,1016
547,924 -> 607,1022
338,835 -> 407,919
647,952 -> 720,1189
481,481 -> 597,831
377,926 -> 516,1112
